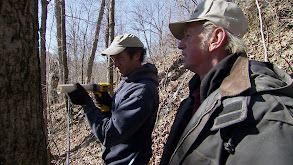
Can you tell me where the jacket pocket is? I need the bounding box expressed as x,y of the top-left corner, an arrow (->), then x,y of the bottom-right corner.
183,149 -> 215,165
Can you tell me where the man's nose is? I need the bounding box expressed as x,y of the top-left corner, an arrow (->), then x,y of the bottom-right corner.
178,40 -> 185,49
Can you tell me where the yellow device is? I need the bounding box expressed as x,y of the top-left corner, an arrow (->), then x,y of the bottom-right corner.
57,83 -> 112,112
92,83 -> 112,113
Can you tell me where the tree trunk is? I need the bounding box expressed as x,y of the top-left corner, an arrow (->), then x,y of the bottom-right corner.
109,0 -> 115,44
107,0 -> 115,93
55,0 -> 63,83
40,0 -> 48,107
105,2 -> 110,49
0,0 -> 48,164
87,0 -> 106,83
40,0 -> 51,164
55,0 -> 68,84
60,0 -> 69,84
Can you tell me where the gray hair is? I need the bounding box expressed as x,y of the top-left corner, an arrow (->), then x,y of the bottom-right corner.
201,21 -> 247,54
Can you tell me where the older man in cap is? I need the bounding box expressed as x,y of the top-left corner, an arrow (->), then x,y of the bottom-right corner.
160,0 -> 293,164
68,33 -> 159,165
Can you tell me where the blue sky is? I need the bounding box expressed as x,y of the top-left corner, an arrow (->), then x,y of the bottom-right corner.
41,0 -> 141,61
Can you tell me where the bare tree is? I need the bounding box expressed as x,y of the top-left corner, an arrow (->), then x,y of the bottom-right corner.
65,1 -> 105,83
40,0 -> 52,163
40,0 -> 49,107
105,1 -> 110,49
106,0 -> 115,92
109,0 -> 115,44
80,21 -> 90,83
87,0 -> 106,83
175,0 -> 197,17
131,5 -> 153,56
66,2 -> 88,83
0,0 -> 48,164
55,0 -> 69,84
131,0 -> 171,57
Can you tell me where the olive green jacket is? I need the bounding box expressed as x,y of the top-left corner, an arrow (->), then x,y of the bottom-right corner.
161,54 -> 293,165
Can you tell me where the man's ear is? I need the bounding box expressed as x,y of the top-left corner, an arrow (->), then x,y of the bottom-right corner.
134,51 -> 141,61
209,27 -> 226,52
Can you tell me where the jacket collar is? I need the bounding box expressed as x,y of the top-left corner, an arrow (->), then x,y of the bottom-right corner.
200,53 -> 241,102
219,54 -> 251,98
124,63 -> 159,86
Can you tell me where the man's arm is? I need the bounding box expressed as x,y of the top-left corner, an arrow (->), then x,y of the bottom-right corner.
84,83 -> 156,147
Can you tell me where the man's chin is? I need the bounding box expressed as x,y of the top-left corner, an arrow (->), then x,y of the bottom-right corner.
119,71 -> 124,76
183,63 -> 189,69
116,68 -> 122,75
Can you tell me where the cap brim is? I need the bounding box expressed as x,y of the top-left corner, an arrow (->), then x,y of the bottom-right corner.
169,21 -> 186,40
101,46 -> 125,56
169,18 -> 205,40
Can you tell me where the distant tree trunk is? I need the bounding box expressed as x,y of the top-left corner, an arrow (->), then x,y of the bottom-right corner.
108,0 -> 115,93
40,0 -> 49,107
55,0 -> 63,82
109,0 -> 115,44
40,0 -> 51,164
87,0 -> 106,83
105,3 -> 110,48
81,33 -> 86,83
48,61 -> 60,104
0,0 -> 48,164
61,0 -> 68,84
55,0 -> 68,84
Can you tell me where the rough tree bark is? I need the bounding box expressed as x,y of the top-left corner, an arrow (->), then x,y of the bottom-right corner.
86,0 -> 106,83
40,0 -> 51,164
55,0 -> 68,84
0,0 -> 48,164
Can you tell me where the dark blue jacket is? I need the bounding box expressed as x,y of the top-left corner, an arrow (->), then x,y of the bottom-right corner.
84,63 -> 159,165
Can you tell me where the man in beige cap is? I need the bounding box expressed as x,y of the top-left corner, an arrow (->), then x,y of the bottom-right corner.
160,0 -> 293,164
68,33 -> 159,165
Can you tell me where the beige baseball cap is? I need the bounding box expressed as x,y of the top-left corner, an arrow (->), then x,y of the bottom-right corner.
101,33 -> 144,56
169,0 -> 249,40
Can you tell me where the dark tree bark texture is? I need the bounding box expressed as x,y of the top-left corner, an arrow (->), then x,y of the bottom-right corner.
0,0 -> 48,164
